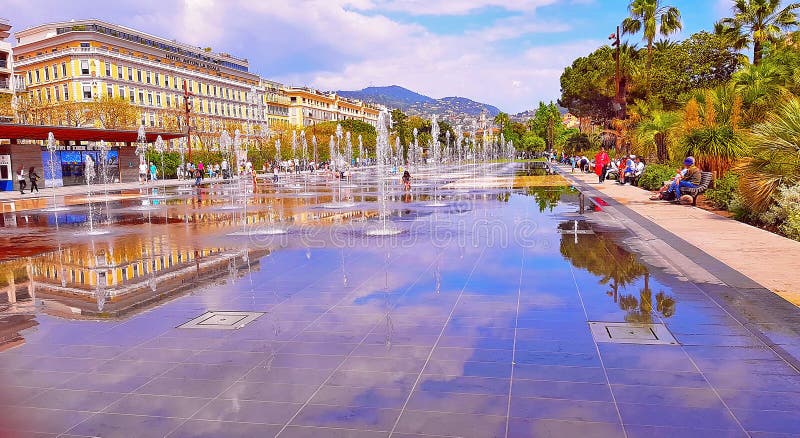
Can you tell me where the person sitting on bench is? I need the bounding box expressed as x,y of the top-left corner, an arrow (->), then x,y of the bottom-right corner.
619,155 -> 635,185
625,156 -> 645,185
650,157 -> 700,201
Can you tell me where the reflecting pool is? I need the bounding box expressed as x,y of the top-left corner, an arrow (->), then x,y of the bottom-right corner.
0,162 -> 797,437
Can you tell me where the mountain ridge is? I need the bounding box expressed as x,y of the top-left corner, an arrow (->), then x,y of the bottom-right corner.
336,85 -> 501,118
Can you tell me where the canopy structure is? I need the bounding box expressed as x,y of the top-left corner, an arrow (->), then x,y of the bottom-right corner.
0,124 -> 185,143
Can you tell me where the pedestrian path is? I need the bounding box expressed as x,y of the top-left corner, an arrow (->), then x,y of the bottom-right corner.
558,165 -> 800,306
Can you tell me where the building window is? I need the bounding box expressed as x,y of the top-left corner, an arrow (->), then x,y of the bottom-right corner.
44,68 -> 50,81
80,42 -> 90,48
55,87 -> 60,101
166,95 -> 171,107
107,85 -> 113,98
46,88 -> 51,101
146,71 -> 151,84
156,94 -> 161,107
105,62 -> 111,77
80,60 -> 90,75
155,73 -> 160,86
128,67 -> 133,81
137,70 -> 142,82
63,84 -> 69,100
149,114 -> 155,127
147,93 -> 153,106
120,86 -> 126,99
35,70 -> 40,83
52,65 -> 58,80
82,84 -> 92,100
164,75 -> 169,88
117,65 -> 123,79
138,91 -> 144,103
130,89 -> 135,103
61,62 -> 67,77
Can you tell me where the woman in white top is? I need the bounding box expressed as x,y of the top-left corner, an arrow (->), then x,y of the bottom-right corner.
17,167 -> 26,194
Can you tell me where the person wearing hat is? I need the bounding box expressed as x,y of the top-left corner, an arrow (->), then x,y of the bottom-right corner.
654,156 -> 700,201
674,156 -> 701,198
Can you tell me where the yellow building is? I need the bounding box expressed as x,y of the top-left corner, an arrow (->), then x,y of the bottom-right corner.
0,18 -> 14,122
11,19 -> 290,146
286,87 -> 381,128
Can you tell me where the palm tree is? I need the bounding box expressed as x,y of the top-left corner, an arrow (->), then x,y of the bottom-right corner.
714,20 -> 750,52
677,85 -> 750,176
737,97 -> 800,211
494,112 -> 510,132
717,0 -> 800,65
653,38 -> 677,52
635,110 -> 681,162
622,0 -> 683,93
733,62 -> 788,123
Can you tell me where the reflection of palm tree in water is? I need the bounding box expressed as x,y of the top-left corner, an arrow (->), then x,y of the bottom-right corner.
560,229 -> 676,321
524,186 -> 573,213
619,273 -> 675,323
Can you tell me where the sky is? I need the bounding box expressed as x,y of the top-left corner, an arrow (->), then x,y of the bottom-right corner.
4,0 -> 736,113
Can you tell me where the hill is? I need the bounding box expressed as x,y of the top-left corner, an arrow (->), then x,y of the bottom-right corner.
336,85 -> 501,118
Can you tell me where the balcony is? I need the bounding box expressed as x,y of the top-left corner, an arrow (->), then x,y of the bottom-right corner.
0,78 -> 9,91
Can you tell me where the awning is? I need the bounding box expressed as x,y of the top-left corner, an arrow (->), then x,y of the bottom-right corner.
0,124 -> 185,143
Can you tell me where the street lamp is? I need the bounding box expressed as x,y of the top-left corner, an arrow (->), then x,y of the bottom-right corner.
608,26 -> 624,119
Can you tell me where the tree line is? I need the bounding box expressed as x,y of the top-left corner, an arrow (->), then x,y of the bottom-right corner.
556,0 -> 800,240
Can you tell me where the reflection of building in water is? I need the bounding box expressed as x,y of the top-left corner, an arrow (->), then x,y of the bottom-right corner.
0,314 -> 38,352
0,235 -> 268,317
1,258 -> 39,351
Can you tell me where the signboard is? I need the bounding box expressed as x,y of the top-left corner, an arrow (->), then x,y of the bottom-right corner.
0,155 -> 10,166
42,151 -> 64,188
165,53 -> 221,72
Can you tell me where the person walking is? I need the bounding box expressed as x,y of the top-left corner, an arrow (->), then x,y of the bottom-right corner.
198,161 -> 205,180
28,167 -> 40,193
594,148 -> 610,183
16,167 -> 26,194
149,162 -> 158,181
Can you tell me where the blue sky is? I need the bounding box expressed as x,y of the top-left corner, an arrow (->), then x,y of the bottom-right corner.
5,0 -> 735,113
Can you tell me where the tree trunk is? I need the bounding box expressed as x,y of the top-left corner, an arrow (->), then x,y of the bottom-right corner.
646,40 -> 653,97
656,133 -> 667,163
753,40 -> 763,66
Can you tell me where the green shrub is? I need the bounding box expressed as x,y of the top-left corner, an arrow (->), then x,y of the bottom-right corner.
705,172 -> 739,210
189,150 -> 224,168
637,164 -> 677,190
144,151 -> 181,179
759,184 -> 800,241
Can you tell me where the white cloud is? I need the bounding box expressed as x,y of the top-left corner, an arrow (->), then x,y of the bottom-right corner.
6,0 -> 596,113
357,0 -> 559,16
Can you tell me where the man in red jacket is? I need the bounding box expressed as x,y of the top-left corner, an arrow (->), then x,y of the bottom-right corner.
594,147 -> 610,183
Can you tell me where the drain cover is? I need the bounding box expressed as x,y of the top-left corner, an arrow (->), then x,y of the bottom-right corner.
178,311 -> 264,330
589,322 -> 678,345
